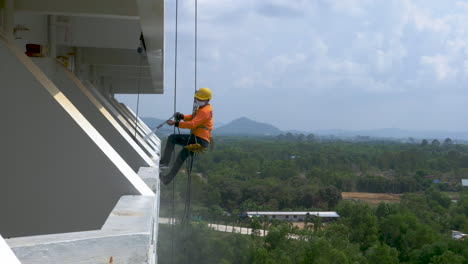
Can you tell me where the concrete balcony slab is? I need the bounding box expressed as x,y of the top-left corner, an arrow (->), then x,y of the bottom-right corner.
7,195 -> 159,264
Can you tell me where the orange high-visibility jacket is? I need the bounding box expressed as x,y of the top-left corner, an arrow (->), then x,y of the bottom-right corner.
178,104 -> 213,142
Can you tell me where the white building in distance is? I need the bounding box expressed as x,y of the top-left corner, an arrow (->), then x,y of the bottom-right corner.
246,211 -> 340,222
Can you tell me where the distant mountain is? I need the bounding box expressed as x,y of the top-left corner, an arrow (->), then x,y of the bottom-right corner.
142,116 -> 468,141
313,128 -> 468,141
141,116 -> 282,137
214,121 -> 226,128
214,117 -> 283,136
285,129 -> 311,135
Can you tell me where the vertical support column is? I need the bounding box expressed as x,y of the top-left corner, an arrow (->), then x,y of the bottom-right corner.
47,15 -> 56,58
4,0 -> 13,39
0,0 -> 4,33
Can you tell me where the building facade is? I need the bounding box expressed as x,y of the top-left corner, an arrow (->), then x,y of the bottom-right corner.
0,0 -> 164,263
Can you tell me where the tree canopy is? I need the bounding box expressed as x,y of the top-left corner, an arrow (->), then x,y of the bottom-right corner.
158,136 -> 468,263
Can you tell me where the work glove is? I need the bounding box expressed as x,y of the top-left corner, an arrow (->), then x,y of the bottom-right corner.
174,112 -> 184,121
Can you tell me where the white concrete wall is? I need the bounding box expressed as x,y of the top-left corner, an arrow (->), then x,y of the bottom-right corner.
109,98 -> 160,152
12,13 -> 141,53
68,16 -> 140,49
0,37 -> 152,238
84,85 -> 159,159
33,58 -> 155,171
13,12 -> 48,50
12,6 -> 164,95
15,0 -> 139,17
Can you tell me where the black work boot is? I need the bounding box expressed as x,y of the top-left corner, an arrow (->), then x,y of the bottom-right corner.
159,163 -> 170,185
160,170 -> 176,185
160,152 -> 187,185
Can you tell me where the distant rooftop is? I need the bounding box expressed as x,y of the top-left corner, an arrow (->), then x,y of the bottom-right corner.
462,179 -> 468,187
452,230 -> 468,240
246,211 -> 340,218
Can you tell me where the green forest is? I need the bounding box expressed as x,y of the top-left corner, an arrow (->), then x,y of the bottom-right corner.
158,136 -> 468,263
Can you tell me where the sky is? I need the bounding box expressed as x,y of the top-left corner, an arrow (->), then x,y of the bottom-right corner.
118,0 -> 468,132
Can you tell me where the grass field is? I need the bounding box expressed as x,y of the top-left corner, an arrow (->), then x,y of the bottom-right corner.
442,191 -> 460,201
342,192 -> 401,204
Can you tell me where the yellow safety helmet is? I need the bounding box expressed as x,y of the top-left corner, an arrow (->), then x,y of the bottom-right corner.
194,87 -> 212,100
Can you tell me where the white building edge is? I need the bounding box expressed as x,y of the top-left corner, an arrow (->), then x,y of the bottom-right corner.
0,0 -> 164,263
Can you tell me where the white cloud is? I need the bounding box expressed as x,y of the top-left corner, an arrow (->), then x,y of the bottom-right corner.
235,76 -> 255,89
456,1 -> 468,10
310,38 -> 329,57
421,55 -> 458,81
329,0 -> 369,16
412,12 -> 450,33
158,0 -> 468,130
375,50 -> 389,73
208,48 -> 221,61
326,59 -> 362,74
447,39 -> 468,53
268,53 -> 307,74
194,0 -> 250,19
463,60 -> 468,76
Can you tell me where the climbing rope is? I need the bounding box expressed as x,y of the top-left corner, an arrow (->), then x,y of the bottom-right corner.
167,0 -> 201,262
181,147 -> 195,227
134,47 -> 143,139
181,3 -> 200,264
194,0 -> 198,92
182,0 -> 200,226
170,0 -> 179,263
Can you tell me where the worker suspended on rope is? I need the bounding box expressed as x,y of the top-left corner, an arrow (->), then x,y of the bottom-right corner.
159,87 -> 213,185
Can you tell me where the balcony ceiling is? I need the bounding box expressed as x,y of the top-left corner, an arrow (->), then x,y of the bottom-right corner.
14,0 -> 164,94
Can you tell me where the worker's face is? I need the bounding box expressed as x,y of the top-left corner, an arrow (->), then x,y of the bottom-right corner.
195,99 -> 209,107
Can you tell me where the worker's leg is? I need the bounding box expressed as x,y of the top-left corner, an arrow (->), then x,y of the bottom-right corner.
159,134 -> 191,166
160,149 -> 190,185
160,136 -> 208,185
196,136 -> 209,149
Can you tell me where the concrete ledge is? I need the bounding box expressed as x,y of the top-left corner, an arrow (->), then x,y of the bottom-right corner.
102,196 -> 153,232
138,166 -> 160,193
11,233 -> 149,264
6,195 -> 157,264
0,235 -> 21,264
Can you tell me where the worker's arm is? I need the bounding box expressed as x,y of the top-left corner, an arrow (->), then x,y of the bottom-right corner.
178,110 -> 209,130
183,114 -> 193,121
